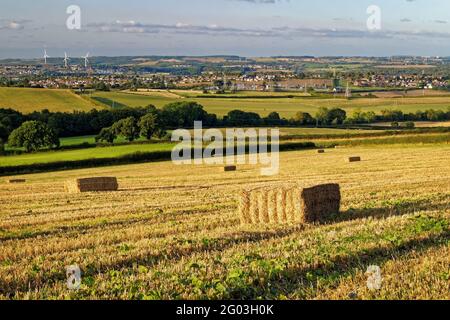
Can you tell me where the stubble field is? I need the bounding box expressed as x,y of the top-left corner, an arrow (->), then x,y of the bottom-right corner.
0,143 -> 449,300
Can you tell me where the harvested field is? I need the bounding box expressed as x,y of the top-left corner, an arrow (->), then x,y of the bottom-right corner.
0,144 -> 449,300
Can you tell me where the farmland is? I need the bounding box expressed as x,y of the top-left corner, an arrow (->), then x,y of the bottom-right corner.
2,87 -> 450,118
0,143 -> 449,299
0,142 -> 174,167
91,91 -> 450,118
2,129 -> 449,171
0,87 -> 100,113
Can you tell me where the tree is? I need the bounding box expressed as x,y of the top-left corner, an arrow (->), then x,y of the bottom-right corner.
315,107 -> 330,126
225,110 -> 262,126
316,108 -> 346,125
94,81 -> 110,92
402,121 -> 416,129
139,113 -> 158,140
112,117 -> 140,142
0,124 -> 9,142
328,108 -> 347,125
265,112 -> 282,125
95,127 -> 116,144
364,111 -> 377,123
294,112 -> 314,125
0,108 -> 25,132
8,121 -> 59,152
160,102 -> 212,127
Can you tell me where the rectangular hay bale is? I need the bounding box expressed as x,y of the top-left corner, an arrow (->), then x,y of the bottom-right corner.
238,183 -> 341,225
317,149 -> 325,154
348,156 -> 361,163
223,165 -> 237,172
7,179 -> 26,184
300,184 -> 341,223
65,177 -> 119,193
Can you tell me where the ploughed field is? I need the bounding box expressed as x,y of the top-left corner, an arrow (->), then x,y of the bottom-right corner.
0,144 -> 449,300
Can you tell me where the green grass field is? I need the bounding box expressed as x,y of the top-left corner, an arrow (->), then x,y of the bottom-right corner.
0,143 -> 175,167
59,135 -> 97,146
59,135 -> 154,146
0,87 -> 99,113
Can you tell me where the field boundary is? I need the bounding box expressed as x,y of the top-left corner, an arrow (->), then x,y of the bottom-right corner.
0,142 -> 316,176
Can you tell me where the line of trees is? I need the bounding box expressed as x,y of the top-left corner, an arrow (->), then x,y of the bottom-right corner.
1,102 -> 450,153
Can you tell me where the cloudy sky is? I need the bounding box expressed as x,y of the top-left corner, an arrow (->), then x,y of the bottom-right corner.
1,0 -> 450,58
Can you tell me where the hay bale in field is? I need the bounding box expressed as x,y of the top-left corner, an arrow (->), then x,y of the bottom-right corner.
317,149 -> 325,154
348,156 -> 361,163
258,190 -> 270,223
300,184 -> 341,223
238,190 -> 251,224
238,183 -> 341,225
267,189 -> 278,224
65,177 -> 119,193
223,165 -> 237,172
7,179 -> 26,184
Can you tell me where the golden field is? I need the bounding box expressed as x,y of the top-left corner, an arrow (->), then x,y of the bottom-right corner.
0,87 -> 99,113
0,143 -> 449,300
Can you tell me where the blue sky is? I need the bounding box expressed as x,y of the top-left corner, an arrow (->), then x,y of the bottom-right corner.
1,0 -> 450,58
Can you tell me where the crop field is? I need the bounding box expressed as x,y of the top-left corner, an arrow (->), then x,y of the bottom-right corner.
0,143 -> 449,300
0,87 -> 98,113
92,91 -> 450,118
2,87 -> 450,118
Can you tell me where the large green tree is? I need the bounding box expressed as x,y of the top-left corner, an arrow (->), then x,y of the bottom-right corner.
138,113 -> 158,140
315,107 -> 330,126
294,112 -> 315,125
0,124 -> 9,143
95,127 -> 117,144
8,121 -> 60,152
160,102 -> 214,127
328,108 -> 347,125
112,116 -> 140,142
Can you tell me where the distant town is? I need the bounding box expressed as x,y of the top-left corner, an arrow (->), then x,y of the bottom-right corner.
1,55 -> 449,94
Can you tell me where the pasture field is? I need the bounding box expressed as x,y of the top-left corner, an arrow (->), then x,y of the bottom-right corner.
0,143 -> 449,299
0,143 -> 174,167
5,135 -> 159,152
92,91 -> 450,118
0,87 -> 99,113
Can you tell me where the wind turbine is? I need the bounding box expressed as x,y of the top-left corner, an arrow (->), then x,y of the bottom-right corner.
43,49 -> 50,65
63,52 -> 70,68
82,52 -> 90,68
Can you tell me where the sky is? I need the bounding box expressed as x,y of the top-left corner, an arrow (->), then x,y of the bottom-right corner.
1,0 -> 450,58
